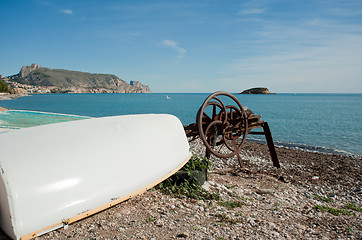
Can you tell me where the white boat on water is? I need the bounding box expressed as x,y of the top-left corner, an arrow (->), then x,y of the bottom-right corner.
0,114 -> 191,239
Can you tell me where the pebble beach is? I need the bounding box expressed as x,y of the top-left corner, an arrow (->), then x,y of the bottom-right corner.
0,137 -> 360,240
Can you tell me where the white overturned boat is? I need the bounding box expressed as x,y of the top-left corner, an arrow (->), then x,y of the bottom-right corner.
0,114 -> 191,239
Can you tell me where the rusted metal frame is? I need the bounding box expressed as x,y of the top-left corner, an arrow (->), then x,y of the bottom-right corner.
261,122 -> 280,168
185,119 -> 280,169
196,92 -> 248,160
248,122 -> 280,168
183,91 -> 280,169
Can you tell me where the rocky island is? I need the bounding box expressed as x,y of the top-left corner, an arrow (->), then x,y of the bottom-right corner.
240,87 -> 275,94
4,64 -> 151,94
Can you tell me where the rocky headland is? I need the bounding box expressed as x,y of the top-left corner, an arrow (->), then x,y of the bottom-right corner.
5,64 -> 151,94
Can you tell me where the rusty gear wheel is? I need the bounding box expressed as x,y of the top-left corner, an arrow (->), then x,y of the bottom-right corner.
197,91 -> 248,160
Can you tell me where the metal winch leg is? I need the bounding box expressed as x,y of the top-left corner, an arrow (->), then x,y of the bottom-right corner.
262,122 -> 280,168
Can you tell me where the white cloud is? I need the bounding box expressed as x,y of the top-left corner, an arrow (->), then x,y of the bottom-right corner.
238,0 -> 267,15
161,39 -> 186,58
238,8 -> 265,15
60,9 -> 73,15
222,33 -> 362,93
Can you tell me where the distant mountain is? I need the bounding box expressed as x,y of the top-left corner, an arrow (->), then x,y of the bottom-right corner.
8,64 -> 151,93
239,87 -> 275,94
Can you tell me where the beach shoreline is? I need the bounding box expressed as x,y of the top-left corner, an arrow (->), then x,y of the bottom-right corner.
0,93 -> 28,101
0,139 -> 358,239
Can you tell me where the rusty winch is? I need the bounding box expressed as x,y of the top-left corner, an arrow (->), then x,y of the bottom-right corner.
184,91 -> 280,168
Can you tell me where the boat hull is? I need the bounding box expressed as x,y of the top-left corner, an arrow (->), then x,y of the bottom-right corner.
0,114 -> 191,239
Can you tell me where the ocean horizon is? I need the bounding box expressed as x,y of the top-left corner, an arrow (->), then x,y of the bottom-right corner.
1,93 -> 361,156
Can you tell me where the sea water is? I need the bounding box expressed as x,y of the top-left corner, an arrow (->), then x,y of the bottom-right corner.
0,110 -> 89,129
0,93 -> 361,156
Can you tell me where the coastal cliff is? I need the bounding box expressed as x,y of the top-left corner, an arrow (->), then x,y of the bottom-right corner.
240,87 -> 275,94
8,64 -> 151,93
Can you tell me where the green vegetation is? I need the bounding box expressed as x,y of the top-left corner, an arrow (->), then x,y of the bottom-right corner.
314,204 -> 352,216
0,80 -> 8,93
314,194 -> 333,202
155,153 -> 220,200
346,226 -> 352,235
10,67 -> 129,89
181,151 -> 210,173
146,217 -> 157,223
217,200 -> 243,210
346,203 -> 362,212
274,202 -> 281,211
224,184 -> 237,189
215,213 -> 242,225
314,201 -> 361,217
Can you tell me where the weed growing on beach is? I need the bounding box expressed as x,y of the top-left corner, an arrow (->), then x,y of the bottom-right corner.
314,204 -> 352,216
206,201 -> 215,209
239,196 -> 254,202
146,217 -> 157,223
155,154 -> 220,200
235,211 -> 243,217
217,200 -> 243,210
225,184 -> 237,189
274,202 -> 281,211
215,213 -> 242,225
314,194 -> 332,202
156,180 -> 220,200
182,151 -> 210,173
346,203 -> 362,212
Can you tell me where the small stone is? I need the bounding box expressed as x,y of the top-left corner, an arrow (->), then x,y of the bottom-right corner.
176,232 -> 189,238
234,188 -> 243,196
296,224 -> 306,231
119,208 -> 131,215
208,181 -> 216,186
202,181 -> 212,191
256,189 -> 273,195
155,220 -> 163,227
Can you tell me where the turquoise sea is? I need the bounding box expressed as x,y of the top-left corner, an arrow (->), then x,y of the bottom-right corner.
1,93 -> 361,156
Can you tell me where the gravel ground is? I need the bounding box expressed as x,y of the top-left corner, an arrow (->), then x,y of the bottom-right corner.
0,139 -> 361,240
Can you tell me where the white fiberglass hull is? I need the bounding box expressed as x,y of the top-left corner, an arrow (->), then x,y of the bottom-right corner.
0,114 -> 191,239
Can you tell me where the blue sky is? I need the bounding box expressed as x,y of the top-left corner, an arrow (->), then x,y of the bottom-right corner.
1,0 -> 362,93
